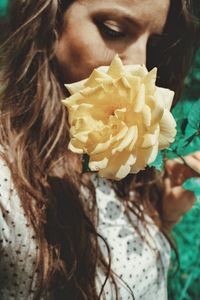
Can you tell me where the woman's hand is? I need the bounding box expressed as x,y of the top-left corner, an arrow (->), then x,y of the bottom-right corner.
162,151 -> 200,231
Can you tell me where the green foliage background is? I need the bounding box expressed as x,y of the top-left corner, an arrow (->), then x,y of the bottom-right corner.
167,48 -> 200,300
0,0 -> 8,16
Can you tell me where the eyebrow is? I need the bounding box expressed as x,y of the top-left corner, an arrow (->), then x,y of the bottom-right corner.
90,7 -> 166,35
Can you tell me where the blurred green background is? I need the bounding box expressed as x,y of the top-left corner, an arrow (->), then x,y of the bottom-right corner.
0,0 -> 7,16
167,48 -> 200,300
0,1 -> 200,299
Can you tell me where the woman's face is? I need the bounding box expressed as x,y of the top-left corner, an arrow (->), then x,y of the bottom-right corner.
55,0 -> 170,83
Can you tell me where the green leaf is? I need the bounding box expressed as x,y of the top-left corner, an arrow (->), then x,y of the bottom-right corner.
188,99 -> 200,129
186,133 -> 200,154
172,99 -> 196,119
193,69 -> 200,81
149,151 -> 164,171
176,133 -> 198,156
166,99 -> 200,159
0,0 -> 8,16
185,123 -> 197,138
182,178 -> 200,201
164,148 -> 178,159
82,154 -> 90,172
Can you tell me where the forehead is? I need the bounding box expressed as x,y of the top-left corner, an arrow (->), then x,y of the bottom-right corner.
79,0 -> 170,34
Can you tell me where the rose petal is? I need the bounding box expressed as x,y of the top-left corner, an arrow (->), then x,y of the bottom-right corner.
128,126 -> 138,151
85,69 -> 111,88
112,126 -> 138,154
147,142 -> 159,164
141,125 -> 160,148
110,124 -> 129,142
142,133 -> 157,148
113,78 -> 131,101
126,75 -> 141,100
62,92 -> 84,107
114,108 -> 127,121
70,104 -> 93,123
73,131 -> 89,143
144,68 -> 157,95
89,157 -> 109,171
99,152 -> 136,180
65,79 -> 87,95
147,97 -> 164,125
73,115 -> 103,132
155,87 -> 174,110
125,64 -> 148,78
159,109 -> 176,148
134,84 -> 145,112
130,147 -> 155,173
107,54 -> 124,79
90,139 -> 111,155
116,154 -> 137,179
68,138 -> 84,154
142,104 -> 151,127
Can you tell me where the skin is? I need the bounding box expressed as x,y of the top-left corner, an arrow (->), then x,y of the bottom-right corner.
55,0 -> 200,229
56,0 -> 170,82
163,152 -> 200,230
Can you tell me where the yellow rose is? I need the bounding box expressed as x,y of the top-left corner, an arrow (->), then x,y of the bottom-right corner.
62,55 -> 176,180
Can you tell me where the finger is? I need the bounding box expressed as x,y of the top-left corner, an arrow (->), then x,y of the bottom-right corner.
163,184 -> 196,220
164,177 -> 172,193
171,186 -> 196,204
175,151 -> 200,173
164,179 -> 195,202
165,159 -> 177,175
165,151 -> 200,172
191,151 -> 200,160
183,155 -> 200,174
172,187 -> 196,215
165,162 -> 195,186
165,154 -> 200,186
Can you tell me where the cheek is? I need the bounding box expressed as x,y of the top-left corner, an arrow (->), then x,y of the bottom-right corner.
56,29 -> 115,83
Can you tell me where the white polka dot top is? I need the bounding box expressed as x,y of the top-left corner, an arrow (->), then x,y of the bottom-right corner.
0,157 -> 170,300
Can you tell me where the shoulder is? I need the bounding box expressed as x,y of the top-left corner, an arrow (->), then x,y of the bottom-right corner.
0,154 -> 33,248
0,155 -> 14,205
0,155 -> 38,296
0,155 -> 22,244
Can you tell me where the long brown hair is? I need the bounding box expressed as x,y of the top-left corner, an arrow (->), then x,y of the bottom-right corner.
0,0 -> 199,299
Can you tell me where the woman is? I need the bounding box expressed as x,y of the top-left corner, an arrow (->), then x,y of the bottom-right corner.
0,0 -> 199,299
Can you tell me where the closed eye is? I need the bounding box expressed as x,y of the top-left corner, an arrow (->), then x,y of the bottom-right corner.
97,21 -> 126,39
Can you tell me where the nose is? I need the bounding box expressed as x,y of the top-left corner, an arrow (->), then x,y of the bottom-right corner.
120,33 -> 148,66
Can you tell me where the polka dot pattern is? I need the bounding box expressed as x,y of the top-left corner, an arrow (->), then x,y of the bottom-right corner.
92,174 -> 170,300
0,160 -> 170,299
0,158 -> 39,299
